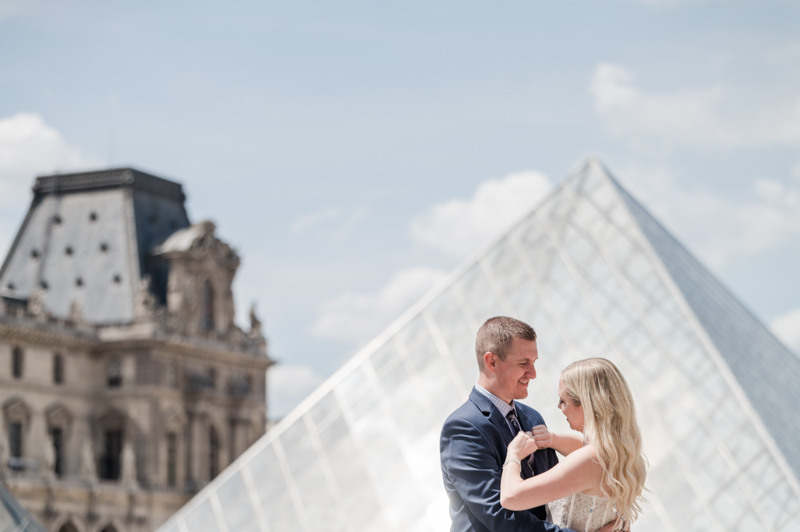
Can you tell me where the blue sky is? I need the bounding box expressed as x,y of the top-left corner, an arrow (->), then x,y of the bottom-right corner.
1,0 -> 798,417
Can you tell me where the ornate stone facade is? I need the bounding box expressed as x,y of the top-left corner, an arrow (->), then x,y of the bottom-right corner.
0,168 -> 273,532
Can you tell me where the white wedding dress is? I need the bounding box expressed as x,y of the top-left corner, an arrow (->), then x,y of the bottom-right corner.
546,492 -> 617,532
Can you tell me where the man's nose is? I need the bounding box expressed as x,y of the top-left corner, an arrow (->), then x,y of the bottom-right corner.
527,367 -> 537,379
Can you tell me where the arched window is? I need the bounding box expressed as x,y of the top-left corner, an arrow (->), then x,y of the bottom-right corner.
57,521 -> 79,532
12,347 -> 23,378
201,280 -> 215,331
107,358 -> 122,387
53,353 -> 64,384
8,422 -> 22,462
209,427 -> 219,480
51,427 -> 64,476
100,429 -> 123,480
4,398 -> 31,471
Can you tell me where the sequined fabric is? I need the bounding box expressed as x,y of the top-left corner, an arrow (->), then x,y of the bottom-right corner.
546,492 -> 617,532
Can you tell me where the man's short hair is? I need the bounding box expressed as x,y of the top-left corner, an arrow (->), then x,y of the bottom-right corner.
475,316 -> 537,371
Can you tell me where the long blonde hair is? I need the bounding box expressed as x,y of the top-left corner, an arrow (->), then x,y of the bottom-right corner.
561,358 -> 647,526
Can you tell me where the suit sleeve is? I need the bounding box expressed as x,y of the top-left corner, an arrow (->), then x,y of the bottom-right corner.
441,416 -> 576,532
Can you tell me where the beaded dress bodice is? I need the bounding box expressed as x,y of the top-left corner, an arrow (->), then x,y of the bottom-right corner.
546,492 -> 616,532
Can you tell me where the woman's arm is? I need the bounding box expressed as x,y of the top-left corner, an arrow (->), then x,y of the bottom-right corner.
501,432 -> 603,511
538,427 -> 584,457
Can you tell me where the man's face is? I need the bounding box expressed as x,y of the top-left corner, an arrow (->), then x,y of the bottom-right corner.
488,337 -> 538,403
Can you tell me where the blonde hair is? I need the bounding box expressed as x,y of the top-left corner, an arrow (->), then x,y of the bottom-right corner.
561,358 -> 647,527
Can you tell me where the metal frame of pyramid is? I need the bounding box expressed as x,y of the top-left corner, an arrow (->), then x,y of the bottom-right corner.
157,159 -> 800,532
0,481 -> 48,532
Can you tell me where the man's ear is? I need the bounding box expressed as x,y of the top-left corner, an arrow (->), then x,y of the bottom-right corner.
483,352 -> 497,373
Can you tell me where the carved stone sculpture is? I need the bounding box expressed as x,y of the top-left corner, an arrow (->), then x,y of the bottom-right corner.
80,441 -> 96,483
27,287 -> 47,320
249,304 -> 262,336
68,298 -> 84,323
42,434 -> 56,480
121,442 -> 137,488
135,275 -> 157,318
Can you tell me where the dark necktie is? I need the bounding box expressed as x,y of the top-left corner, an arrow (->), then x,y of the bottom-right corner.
507,407 -> 535,475
506,408 -> 522,436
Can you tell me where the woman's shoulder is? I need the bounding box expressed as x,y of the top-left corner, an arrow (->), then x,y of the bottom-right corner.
559,444 -> 602,474
559,445 -> 605,496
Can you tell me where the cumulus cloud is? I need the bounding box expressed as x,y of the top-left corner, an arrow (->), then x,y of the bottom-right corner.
269,363 -> 326,419
0,112 -> 97,255
620,164 -> 800,269
771,308 -> 800,355
411,171 -> 552,259
591,63 -> 800,149
312,267 -> 448,346
0,112 -> 95,201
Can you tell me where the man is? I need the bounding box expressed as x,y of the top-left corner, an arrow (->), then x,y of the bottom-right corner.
440,317 -> 614,532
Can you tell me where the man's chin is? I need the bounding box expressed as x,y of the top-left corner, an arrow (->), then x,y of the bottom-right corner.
515,385 -> 529,399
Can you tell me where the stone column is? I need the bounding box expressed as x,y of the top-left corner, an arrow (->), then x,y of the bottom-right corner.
28,409 -> 48,473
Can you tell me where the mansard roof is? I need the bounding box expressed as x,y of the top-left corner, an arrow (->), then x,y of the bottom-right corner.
31,167 -> 186,201
0,168 -> 190,324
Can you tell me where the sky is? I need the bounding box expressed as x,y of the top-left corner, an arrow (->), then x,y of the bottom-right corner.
0,0 -> 798,418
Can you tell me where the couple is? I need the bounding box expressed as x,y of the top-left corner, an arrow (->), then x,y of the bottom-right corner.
440,316 -> 647,532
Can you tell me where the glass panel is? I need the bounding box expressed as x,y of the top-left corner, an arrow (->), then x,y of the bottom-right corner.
744,453 -> 782,499
216,473 -> 260,532
183,500 -> 219,532
778,511 -> 800,532
760,480 -> 800,529
733,512 -> 766,532
248,446 -> 304,531
709,484 -> 751,529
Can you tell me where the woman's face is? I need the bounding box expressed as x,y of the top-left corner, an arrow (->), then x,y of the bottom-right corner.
558,377 -> 585,432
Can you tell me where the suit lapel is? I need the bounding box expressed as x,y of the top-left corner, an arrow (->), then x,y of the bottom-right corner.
469,389 -> 534,478
469,388 -> 515,443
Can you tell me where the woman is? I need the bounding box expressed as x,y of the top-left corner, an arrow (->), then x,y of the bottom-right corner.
500,358 -> 647,532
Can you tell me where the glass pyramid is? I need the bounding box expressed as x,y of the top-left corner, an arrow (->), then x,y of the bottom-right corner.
158,159 -> 800,532
0,482 -> 47,532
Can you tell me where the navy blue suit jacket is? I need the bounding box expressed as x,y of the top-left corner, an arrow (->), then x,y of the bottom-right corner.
440,388 -> 575,532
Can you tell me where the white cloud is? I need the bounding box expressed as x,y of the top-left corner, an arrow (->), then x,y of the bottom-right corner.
591,63 -> 800,149
0,112 -> 96,207
312,266 -> 448,346
268,363 -> 326,419
411,170 -> 552,259
0,112 -> 97,256
620,165 -> 800,268
771,308 -> 800,354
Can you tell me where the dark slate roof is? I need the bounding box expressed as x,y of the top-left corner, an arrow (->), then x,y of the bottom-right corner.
32,167 -> 185,201
0,168 -> 190,324
609,169 -> 800,482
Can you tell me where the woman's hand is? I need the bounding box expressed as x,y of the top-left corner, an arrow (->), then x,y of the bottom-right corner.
507,430 -> 538,460
531,425 -> 551,448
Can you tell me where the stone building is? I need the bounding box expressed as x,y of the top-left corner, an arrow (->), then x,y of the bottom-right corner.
0,168 -> 273,532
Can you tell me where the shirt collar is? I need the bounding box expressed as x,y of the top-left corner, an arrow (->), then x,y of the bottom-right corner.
474,384 -> 516,418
